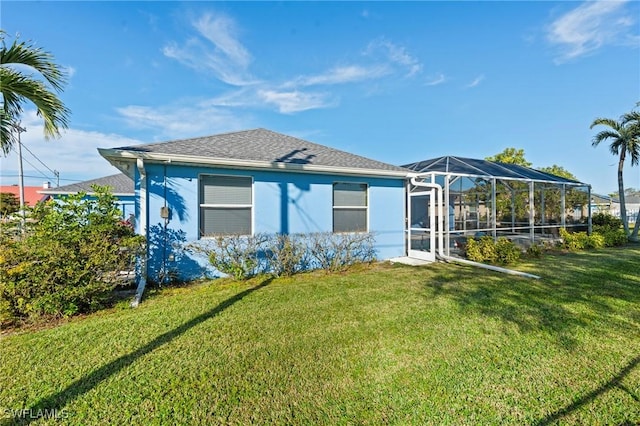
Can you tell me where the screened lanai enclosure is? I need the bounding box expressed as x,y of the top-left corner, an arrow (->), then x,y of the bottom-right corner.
402,156 -> 591,260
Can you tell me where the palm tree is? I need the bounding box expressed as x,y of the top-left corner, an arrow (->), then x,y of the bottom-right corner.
624,111 -> 640,240
0,31 -> 70,155
590,110 -> 640,239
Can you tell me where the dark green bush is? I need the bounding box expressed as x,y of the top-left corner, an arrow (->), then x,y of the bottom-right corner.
594,227 -> 628,247
591,212 -> 627,247
526,243 -> 544,258
0,186 -> 144,327
592,212 -> 623,229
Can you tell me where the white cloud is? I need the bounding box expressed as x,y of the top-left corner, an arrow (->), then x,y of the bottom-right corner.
284,65 -> 391,88
466,74 -> 484,88
257,90 -> 336,114
425,73 -> 447,86
364,38 -> 423,77
116,102 -> 246,139
163,12 -> 257,86
547,0 -> 639,63
193,13 -> 251,69
0,110 -> 143,186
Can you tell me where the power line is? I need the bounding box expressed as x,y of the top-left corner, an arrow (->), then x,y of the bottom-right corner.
17,142 -> 59,177
0,174 -> 83,183
8,144 -> 59,185
18,155 -> 54,181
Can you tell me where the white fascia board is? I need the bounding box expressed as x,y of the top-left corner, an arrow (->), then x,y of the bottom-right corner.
39,190 -> 133,196
98,149 -> 410,179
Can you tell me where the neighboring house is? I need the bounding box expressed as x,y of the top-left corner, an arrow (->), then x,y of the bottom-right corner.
590,193 -> 615,215
626,196 -> 640,223
0,184 -> 51,207
99,128 -> 409,282
592,194 -> 640,224
39,173 -> 135,219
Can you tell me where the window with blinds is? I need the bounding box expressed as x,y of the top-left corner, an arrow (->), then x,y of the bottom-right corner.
333,182 -> 368,233
199,175 -> 252,236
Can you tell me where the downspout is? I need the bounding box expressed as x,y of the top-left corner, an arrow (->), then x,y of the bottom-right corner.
561,184 -> 566,229
491,178 -> 497,239
529,181 -> 535,243
410,175 -> 540,280
132,158 -> 148,307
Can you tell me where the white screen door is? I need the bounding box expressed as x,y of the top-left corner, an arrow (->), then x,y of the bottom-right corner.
408,189 -> 435,261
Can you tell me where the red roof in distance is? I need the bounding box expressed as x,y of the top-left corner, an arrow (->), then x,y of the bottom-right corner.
0,186 -> 51,206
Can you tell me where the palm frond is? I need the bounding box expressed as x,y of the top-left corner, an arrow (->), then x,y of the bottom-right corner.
622,110 -> 640,124
590,117 -> 621,131
629,144 -> 640,167
0,36 -> 68,92
0,67 -> 70,153
591,129 -> 621,148
1,70 -> 70,134
0,109 -> 18,155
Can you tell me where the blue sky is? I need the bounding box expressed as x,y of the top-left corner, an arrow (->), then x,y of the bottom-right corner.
1,1 -> 639,195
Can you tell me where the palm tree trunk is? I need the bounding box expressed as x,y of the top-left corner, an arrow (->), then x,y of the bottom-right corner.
618,152 -> 629,236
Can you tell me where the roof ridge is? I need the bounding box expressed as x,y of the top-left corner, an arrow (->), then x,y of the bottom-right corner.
103,128 -> 408,175
121,128 -> 267,150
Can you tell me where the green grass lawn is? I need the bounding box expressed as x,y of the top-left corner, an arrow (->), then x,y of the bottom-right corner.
1,246 -> 639,425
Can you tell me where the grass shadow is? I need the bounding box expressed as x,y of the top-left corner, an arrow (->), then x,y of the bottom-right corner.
533,354 -> 640,425
424,247 -> 640,350
3,278 -> 271,426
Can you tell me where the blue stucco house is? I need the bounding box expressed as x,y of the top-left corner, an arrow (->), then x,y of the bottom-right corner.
99,129 -> 409,288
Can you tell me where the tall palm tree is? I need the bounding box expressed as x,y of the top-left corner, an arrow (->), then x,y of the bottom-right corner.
0,31 -> 70,155
590,110 -> 640,238
624,111 -> 640,240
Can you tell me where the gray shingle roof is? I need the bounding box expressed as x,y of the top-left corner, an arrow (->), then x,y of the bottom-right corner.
403,156 -> 587,185
113,128 -> 409,174
40,173 -> 134,195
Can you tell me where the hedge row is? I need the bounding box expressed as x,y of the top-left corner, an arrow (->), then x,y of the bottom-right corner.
188,232 -> 376,280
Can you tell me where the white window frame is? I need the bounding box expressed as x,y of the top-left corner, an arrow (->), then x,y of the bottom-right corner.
332,182 -> 369,233
199,174 -> 254,237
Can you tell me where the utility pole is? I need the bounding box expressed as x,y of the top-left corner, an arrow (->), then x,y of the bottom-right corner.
13,123 -> 27,231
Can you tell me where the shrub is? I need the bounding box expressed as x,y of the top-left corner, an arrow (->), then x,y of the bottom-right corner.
595,227 -> 628,247
559,228 -> 609,251
465,236 -> 520,264
0,186 -> 145,327
526,243 -> 544,258
465,236 -> 496,263
265,234 -> 309,277
585,232 -> 606,249
559,228 -> 588,251
191,234 -> 269,280
307,232 -> 376,273
191,232 -> 377,280
494,238 -> 521,264
592,212 -> 623,229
